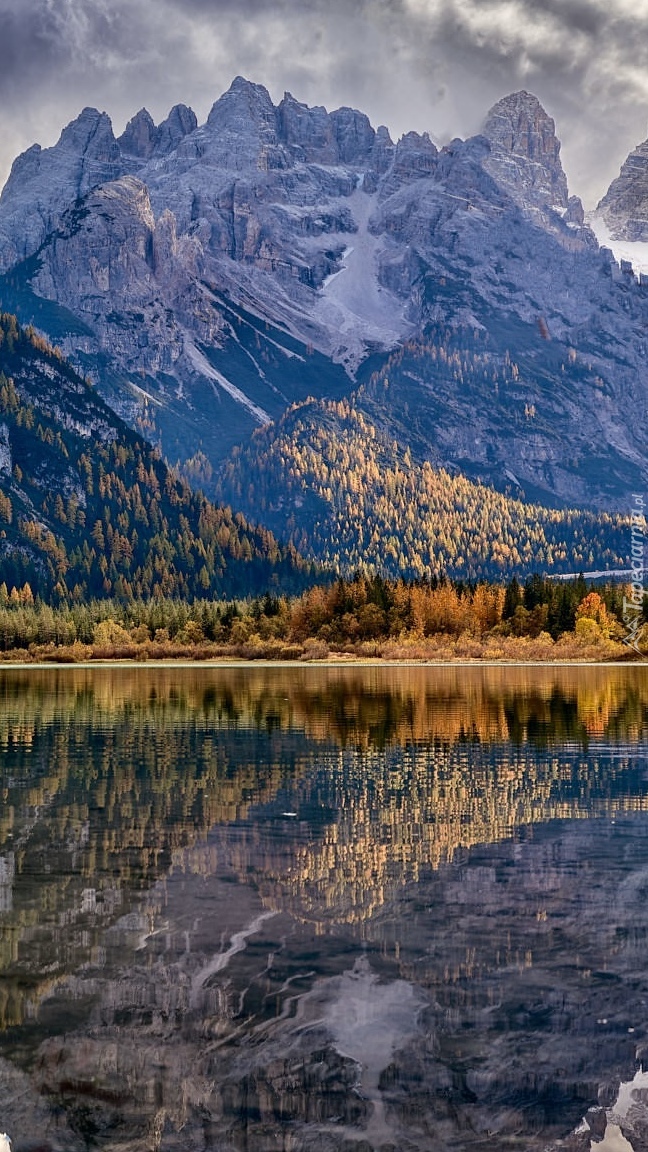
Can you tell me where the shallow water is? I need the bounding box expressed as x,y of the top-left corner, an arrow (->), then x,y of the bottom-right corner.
0,665 -> 648,1151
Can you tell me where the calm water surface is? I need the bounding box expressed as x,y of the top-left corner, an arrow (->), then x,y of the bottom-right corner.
1,665 -> 648,1151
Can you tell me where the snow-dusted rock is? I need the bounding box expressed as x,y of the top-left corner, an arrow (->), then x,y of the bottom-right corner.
482,90 -> 569,216
0,107 -> 125,269
378,130 -> 438,198
0,77 -> 647,506
598,136 -> 648,240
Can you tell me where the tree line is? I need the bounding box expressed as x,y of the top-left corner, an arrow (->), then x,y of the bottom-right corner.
0,572 -> 643,657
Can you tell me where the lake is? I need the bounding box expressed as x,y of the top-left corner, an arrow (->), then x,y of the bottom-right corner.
1,664 -> 648,1152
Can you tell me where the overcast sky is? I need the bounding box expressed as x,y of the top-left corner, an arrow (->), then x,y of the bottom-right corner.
1,0 -> 648,206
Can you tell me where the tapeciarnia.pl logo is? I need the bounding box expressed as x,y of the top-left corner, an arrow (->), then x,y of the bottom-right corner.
622,494 -> 647,655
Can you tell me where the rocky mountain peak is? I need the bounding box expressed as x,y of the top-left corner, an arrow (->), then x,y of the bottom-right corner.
363,124 -> 395,189
376,125 -> 393,144
276,92 -> 377,166
156,104 -> 198,154
2,77 -> 647,518
0,143 -> 42,196
118,108 -> 157,159
55,107 -> 123,197
118,104 -> 198,161
482,90 -> 568,213
205,76 -> 283,169
207,76 -> 277,131
56,109 -> 122,192
597,136 -> 648,241
277,92 -> 338,163
482,91 -> 558,159
58,106 -> 115,149
230,74 -> 273,99
0,106 -> 124,270
378,130 -> 437,197
330,106 -> 375,164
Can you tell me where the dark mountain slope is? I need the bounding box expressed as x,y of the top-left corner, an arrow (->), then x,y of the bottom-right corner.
354,325 -> 645,510
0,314 -> 312,599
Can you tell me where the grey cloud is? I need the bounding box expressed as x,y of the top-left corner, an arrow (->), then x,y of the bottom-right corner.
0,5 -> 65,90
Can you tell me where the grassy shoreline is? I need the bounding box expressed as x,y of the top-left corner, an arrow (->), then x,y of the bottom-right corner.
0,660 -> 645,669
0,639 -> 643,666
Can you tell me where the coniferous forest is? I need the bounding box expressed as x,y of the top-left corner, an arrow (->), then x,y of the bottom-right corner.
0,315 -> 312,600
0,571 -> 644,662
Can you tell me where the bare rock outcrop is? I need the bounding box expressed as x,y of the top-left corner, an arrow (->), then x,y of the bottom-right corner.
598,136 -> 648,240
482,90 -> 569,214
0,107 -> 125,269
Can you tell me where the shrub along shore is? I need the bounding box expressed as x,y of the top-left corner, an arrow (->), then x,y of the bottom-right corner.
0,573 -> 644,663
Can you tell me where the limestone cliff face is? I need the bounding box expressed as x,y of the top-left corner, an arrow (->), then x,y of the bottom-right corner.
0,424 -> 11,476
118,104 -> 198,161
0,78 -> 646,508
30,177 -> 215,380
482,90 -> 569,214
597,136 -> 648,240
0,107 -> 125,268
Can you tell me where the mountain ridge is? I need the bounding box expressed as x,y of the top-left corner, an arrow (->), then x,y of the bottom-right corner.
0,79 -> 646,523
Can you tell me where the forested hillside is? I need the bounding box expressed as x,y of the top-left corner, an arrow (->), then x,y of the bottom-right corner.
354,328 -> 645,510
216,394 -> 628,581
0,314 -> 312,599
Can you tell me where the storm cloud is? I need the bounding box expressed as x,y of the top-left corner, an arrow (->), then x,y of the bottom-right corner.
1,0 -> 648,204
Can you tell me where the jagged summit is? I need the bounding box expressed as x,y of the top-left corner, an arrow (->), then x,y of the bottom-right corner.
207,76 -> 277,129
202,77 -> 283,170
277,90 -> 377,165
277,92 -> 339,163
0,106 -> 124,268
482,90 -> 569,212
57,106 -> 115,145
157,104 -> 198,153
229,75 -> 273,100
483,91 -> 557,153
118,108 -> 157,158
3,105 -> 121,193
597,136 -> 648,241
0,78 -> 645,514
118,104 -> 198,160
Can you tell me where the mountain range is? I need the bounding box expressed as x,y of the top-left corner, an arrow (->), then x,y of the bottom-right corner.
0,79 -> 646,586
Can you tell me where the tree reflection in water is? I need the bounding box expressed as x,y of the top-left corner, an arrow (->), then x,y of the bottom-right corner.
0,665 -> 647,1150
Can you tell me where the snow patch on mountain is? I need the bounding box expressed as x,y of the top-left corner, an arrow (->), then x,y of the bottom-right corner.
315,190 -> 411,368
588,212 -> 648,277
1,80 -> 647,506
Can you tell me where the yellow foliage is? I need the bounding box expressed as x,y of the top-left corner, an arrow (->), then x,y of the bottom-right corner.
93,619 -> 132,646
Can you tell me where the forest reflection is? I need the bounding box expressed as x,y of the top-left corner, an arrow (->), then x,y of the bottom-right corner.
1,665 -> 647,1031
1,664 -> 647,747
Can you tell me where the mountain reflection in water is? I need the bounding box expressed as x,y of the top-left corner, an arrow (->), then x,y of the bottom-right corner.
0,665 -> 647,1152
